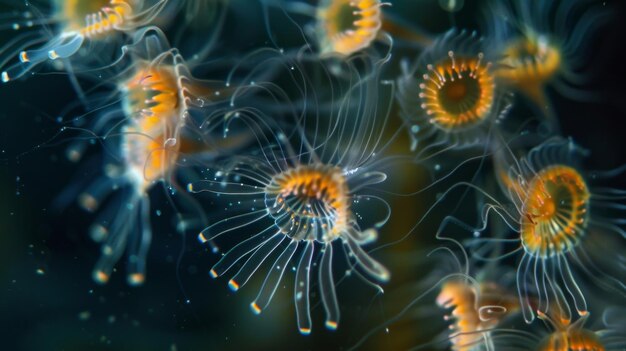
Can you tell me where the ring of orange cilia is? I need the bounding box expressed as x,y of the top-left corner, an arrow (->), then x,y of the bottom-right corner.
320,0 -> 382,56
265,164 -> 349,243
520,165 -> 590,259
418,51 -> 495,131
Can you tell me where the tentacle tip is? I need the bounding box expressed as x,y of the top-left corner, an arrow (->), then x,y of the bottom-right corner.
209,269 -> 218,278
524,313 -> 536,324
536,310 -> 547,319
378,270 -> 391,282
362,228 -> 378,243
19,51 -> 29,63
198,233 -> 208,244
1,72 -> 9,83
48,50 -> 59,60
78,193 -> 99,212
187,183 -> 193,192
127,273 -> 145,286
325,320 -> 338,330
66,148 -> 82,162
228,279 -> 240,291
250,302 -> 261,315
93,270 -> 109,284
89,225 -> 108,242
299,327 -> 311,335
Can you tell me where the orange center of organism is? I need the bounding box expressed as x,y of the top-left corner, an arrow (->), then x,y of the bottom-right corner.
520,165 -> 590,258
536,310 -> 606,351
495,34 -> 561,90
317,0 -> 383,56
539,328 -> 605,351
437,280 -> 518,351
419,51 -> 495,131
60,0 -> 133,37
265,164 -> 350,242
120,61 -> 182,186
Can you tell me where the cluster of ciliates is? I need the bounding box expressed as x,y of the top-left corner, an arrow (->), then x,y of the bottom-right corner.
2,0 -> 625,349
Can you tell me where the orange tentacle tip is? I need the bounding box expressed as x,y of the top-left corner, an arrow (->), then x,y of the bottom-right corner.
127,273 -> 145,286
93,270 -> 110,284
250,302 -> 262,315
325,320 -> 338,330
228,279 -> 240,291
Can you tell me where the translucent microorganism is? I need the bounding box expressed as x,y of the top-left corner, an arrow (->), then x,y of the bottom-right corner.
518,165 -> 589,260
57,30 -> 239,285
484,137 -> 626,323
188,54 -> 394,333
537,312 -> 606,351
493,291 -> 626,351
350,240 -> 519,350
482,0 -> 609,129
397,29 -> 509,154
437,279 -> 517,351
262,0 -> 390,58
0,0 -> 168,83
189,139 -> 391,333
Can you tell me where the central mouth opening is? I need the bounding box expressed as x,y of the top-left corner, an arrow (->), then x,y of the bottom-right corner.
437,75 -> 481,115
334,3 -> 359,33
265,166 -> 347,241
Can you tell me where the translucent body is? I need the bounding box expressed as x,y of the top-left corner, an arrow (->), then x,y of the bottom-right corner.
190,153 -> 390,333
87,59 -> 184,285
491,306 -> 626,351
437,280 -> 517,351
484,137 -> 626,323
121,62 -> 182,180
535,309 -> 608,351
188,52 -> 393,333
58,31 -> 237,285
495,35 -> 562,110
351,238 -> 520,349
482,0 -> 609,129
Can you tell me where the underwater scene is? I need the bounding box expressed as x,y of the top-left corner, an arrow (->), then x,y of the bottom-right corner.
1,0 -> 626,350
